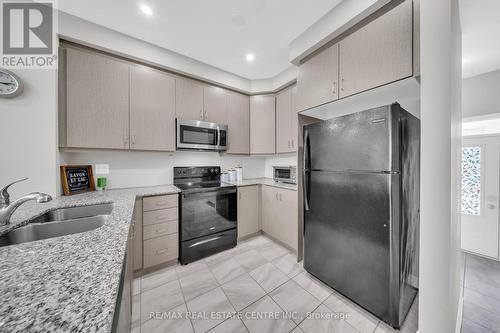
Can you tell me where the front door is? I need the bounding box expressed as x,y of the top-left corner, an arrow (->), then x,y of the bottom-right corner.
461,136 -> 500,259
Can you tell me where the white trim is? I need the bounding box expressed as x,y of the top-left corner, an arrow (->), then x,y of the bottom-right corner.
463,112 -> 500,123
455,287 -> 464,333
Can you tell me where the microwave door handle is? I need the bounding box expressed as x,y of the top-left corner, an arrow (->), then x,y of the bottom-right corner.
216,126 -> 221,148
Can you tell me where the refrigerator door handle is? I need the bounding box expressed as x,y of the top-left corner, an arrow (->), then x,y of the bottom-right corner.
303,129 -> 310,211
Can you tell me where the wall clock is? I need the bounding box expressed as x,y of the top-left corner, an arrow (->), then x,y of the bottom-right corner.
0,68 -> 23,98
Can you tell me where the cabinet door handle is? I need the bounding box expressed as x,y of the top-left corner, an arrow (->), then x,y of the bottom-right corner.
332,81 -> 337,94
156,228 -> 168,234
275,193 -> 279,200
156,248 -> 169,255
279,193 -> 283,201
130,222 -> 136,239
200,109 -> 203,119
341,78 -> 345,92
131,135 -> 136,145
204,109 -> 208,120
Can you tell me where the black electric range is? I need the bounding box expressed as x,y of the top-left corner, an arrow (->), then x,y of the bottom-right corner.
174,166 -> 237,264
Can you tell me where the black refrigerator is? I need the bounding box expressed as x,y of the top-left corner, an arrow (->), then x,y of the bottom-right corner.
303,103 -> 419,328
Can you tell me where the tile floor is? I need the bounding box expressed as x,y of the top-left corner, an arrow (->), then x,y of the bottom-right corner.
131,235 -> 418,333
461,253 -> 500,333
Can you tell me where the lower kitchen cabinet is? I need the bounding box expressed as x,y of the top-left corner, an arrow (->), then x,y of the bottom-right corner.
143,234 -> 178,268
132,199 -> 143,272
261,185 -> 298,251
237,185 -> 260,239
133,194 -> 179,273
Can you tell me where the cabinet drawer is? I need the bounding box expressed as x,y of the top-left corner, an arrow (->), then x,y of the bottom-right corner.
143,234 -> 178,268
143,221 -> 178,240
143,207 -> 178,226
143,194 -> 178,211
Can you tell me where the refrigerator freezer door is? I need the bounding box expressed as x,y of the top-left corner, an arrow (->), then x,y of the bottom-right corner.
304,170 -> 399,325
306,105 -> 400,172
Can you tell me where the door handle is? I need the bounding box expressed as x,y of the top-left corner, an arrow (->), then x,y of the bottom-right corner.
156,248 -> 169,255
488,204 -> 496,209
216,126 -> 221,147
199,109 -> 203,119
189,236 -> 221,248
303,129 -> 310,211
275,193 -> 279,200
279,193 -> 282,201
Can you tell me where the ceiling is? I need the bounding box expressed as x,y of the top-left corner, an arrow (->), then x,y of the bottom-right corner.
59,0 -> 343,80
460,0 -> 500,78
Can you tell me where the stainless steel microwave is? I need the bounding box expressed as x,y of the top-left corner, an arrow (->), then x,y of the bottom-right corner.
273,166 -> 297,184
176,119 -> 228,151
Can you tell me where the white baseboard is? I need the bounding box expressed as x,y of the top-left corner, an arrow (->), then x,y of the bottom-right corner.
455,287 -> 464,333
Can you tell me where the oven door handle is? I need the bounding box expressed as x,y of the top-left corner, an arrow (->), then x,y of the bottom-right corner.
182,188 -> 237,197
188,236 -> 222,248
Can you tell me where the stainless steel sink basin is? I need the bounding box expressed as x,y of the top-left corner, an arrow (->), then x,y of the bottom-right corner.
30,203 -> 114,223
0,203 -> 113,247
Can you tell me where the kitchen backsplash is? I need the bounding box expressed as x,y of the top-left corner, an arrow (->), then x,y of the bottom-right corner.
59,150 -> 298,193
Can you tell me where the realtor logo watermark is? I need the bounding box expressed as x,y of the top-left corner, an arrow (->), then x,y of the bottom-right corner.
1,0 -> 57,68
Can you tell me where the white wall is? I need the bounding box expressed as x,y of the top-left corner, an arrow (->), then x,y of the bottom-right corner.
462,69 -> 500,117
59,12 -> 298,94
419,0 -> 462,332
0,69 -> 58,200
59,150 -> 266,190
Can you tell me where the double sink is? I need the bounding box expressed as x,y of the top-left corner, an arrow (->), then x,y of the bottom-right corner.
0,203 -> 114,247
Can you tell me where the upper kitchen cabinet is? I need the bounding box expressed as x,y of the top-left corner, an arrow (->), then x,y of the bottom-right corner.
296,43 -> 339,112
276,86 -> 296,153
290,85 -> 298,150
339,0 -> 413,98
176,78 -> 228,124
204,86 -> 228,124
60,47 -> 130,149
176,78 -> 205,121
129,65 -> 176,151
250,95 -> 275,154
227,92 -> 250,154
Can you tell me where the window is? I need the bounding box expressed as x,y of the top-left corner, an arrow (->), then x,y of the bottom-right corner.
461,146 -> 481,216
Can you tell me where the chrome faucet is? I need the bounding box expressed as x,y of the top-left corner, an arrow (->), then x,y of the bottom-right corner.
0,178 -> 52,225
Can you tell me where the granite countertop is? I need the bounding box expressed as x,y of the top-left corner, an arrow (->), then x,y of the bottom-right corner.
226,177 -> 297,191
0,185 -> 180,333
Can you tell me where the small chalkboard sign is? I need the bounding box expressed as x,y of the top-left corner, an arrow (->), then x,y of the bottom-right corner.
60,165 -> 95,196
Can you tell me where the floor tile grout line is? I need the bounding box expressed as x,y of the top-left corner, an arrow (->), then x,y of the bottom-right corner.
462,317 -> 497,333
464,281 -> 500,303
463,296 -> 500,318
175,269 -> 196,333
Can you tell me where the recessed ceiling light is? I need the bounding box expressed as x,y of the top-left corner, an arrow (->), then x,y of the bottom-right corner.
140,3 -> 153,16
232,15 -> 246,27
246,53 -> 255,63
